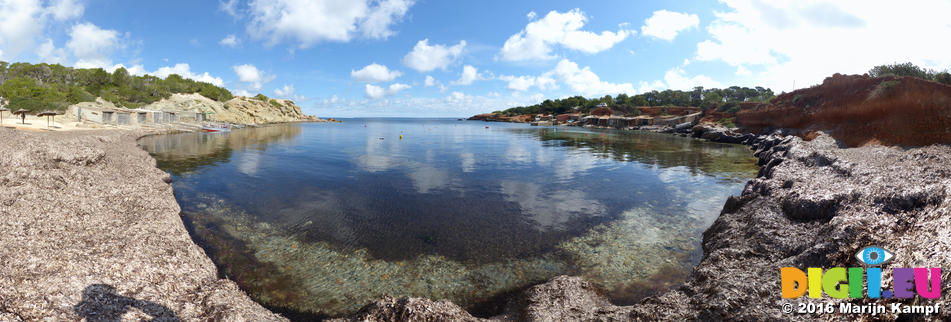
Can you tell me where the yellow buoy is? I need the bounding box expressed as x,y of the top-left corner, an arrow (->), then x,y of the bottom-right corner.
399,134 -> 403,140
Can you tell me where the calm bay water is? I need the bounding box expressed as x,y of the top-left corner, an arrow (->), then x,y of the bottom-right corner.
139,118 -> 757,317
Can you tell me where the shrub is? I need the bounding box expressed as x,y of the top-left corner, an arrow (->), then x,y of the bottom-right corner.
254,93 -> 269,101
269,99 -> 282,108
869,62 -> 935,80
936,72 -> 951,85
717,102 -> 740,114
868,80 -> 901,99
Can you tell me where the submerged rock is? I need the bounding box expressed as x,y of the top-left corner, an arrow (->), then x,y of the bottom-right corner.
344,132 -> 951,321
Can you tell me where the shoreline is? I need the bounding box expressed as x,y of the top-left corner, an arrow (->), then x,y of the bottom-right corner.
0,126 -> 285,321
5,121 -> 949,321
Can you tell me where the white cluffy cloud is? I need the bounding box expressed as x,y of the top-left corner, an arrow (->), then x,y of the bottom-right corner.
365,83 -> 411,99
246,0 -> 414,47
152,63 -> 225,86
641,10 -> 700,41
498,74 -> 556,92
451,65 -> 491,86
351,63 -> 402,82
403,39 -> 466,72
499,9 -> 632,62
695,0 -> 951,92
548,59 -> 635,96
0,0 -> 84,61
232,63 -> 275,90
424,75 -> 436,86
274,84 -> 307,101
219,34 -> 241,47
274,84 -> 294,97
67,22 -> 121,68
498,59 -> 640,96
36,38 -> 67,64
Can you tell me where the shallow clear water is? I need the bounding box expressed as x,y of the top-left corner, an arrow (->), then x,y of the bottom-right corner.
139,119 -> 758,317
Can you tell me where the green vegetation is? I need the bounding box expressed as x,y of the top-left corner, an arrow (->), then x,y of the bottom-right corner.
869,62 -> 951,85
869,80 -> 902,99
499,86 -> 774,116
269,99 -> 283,108
0,61 -> 234,112
254,93 -> 269,101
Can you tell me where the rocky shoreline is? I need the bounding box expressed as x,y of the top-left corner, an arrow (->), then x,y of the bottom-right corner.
3,122 -> 949,321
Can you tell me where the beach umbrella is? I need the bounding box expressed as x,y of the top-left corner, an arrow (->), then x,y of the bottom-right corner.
13,109 -> 29,124
37,111 -> 58,128
0,107 -> 7,124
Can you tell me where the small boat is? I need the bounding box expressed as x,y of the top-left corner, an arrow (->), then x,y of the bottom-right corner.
202,124 -> 231,133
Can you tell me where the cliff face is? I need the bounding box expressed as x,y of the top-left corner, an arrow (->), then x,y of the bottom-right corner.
737,74 -> 951,147
140,93 -> 319,125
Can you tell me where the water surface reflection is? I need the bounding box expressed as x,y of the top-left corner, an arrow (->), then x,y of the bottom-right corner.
140,120 -> 758,317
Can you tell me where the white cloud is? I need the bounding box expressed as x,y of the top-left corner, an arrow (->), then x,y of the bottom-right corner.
498,74 -> 557,92
640,10 -> 699,41
234,89 -> 252,97
246,0 -> 414,47
274,84 -> 306,101
360,0 -> 413,39
67,23 -> 121,68
548,59 -> 635,96
36,38 -> 66,64
735,65 -> 751,76
365,82 -> 411,99
526,11 -> 537,20
663,67 -> 722,90
232,63 -> 274,90
694,0 -> 951,92
424,75 -> 436,86
219,34 -> 241,47
499,9 -> 632,62
46,0 -> 84,21
153,63 -> 225,86
451,65 -> 490,86
274,84 -> 295,97
219,0 -> 240,18
351,63 -> 402,82
0,0 -> 86,61
387,83 -> 411,94
402,39 -> 466,72
364,84 -> 385,99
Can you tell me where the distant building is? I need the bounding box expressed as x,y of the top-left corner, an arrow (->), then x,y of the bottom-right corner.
596,102 -> 608,108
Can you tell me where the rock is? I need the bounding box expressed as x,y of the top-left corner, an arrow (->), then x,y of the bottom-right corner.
139,93 -> 320,125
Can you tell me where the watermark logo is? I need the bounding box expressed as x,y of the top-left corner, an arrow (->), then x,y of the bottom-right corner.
781,246 -> 941,299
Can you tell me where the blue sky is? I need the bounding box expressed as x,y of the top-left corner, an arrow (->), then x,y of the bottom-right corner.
2,0 -> 950,117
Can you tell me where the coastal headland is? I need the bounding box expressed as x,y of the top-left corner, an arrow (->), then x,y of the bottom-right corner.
2,72 -> 951,321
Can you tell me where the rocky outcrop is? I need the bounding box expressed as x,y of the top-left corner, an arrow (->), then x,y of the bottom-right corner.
737,73 -> 951,147
338,132 -> 951,321
141,93 -> 320,125
467,113 -> 533,123
0,128 -> 284,321
689,123 -> 759,144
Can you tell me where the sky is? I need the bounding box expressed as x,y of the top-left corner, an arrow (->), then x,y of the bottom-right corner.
1,0 -> 950,117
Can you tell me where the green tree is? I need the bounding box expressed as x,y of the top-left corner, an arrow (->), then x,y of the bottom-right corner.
869,62 -> 935,80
